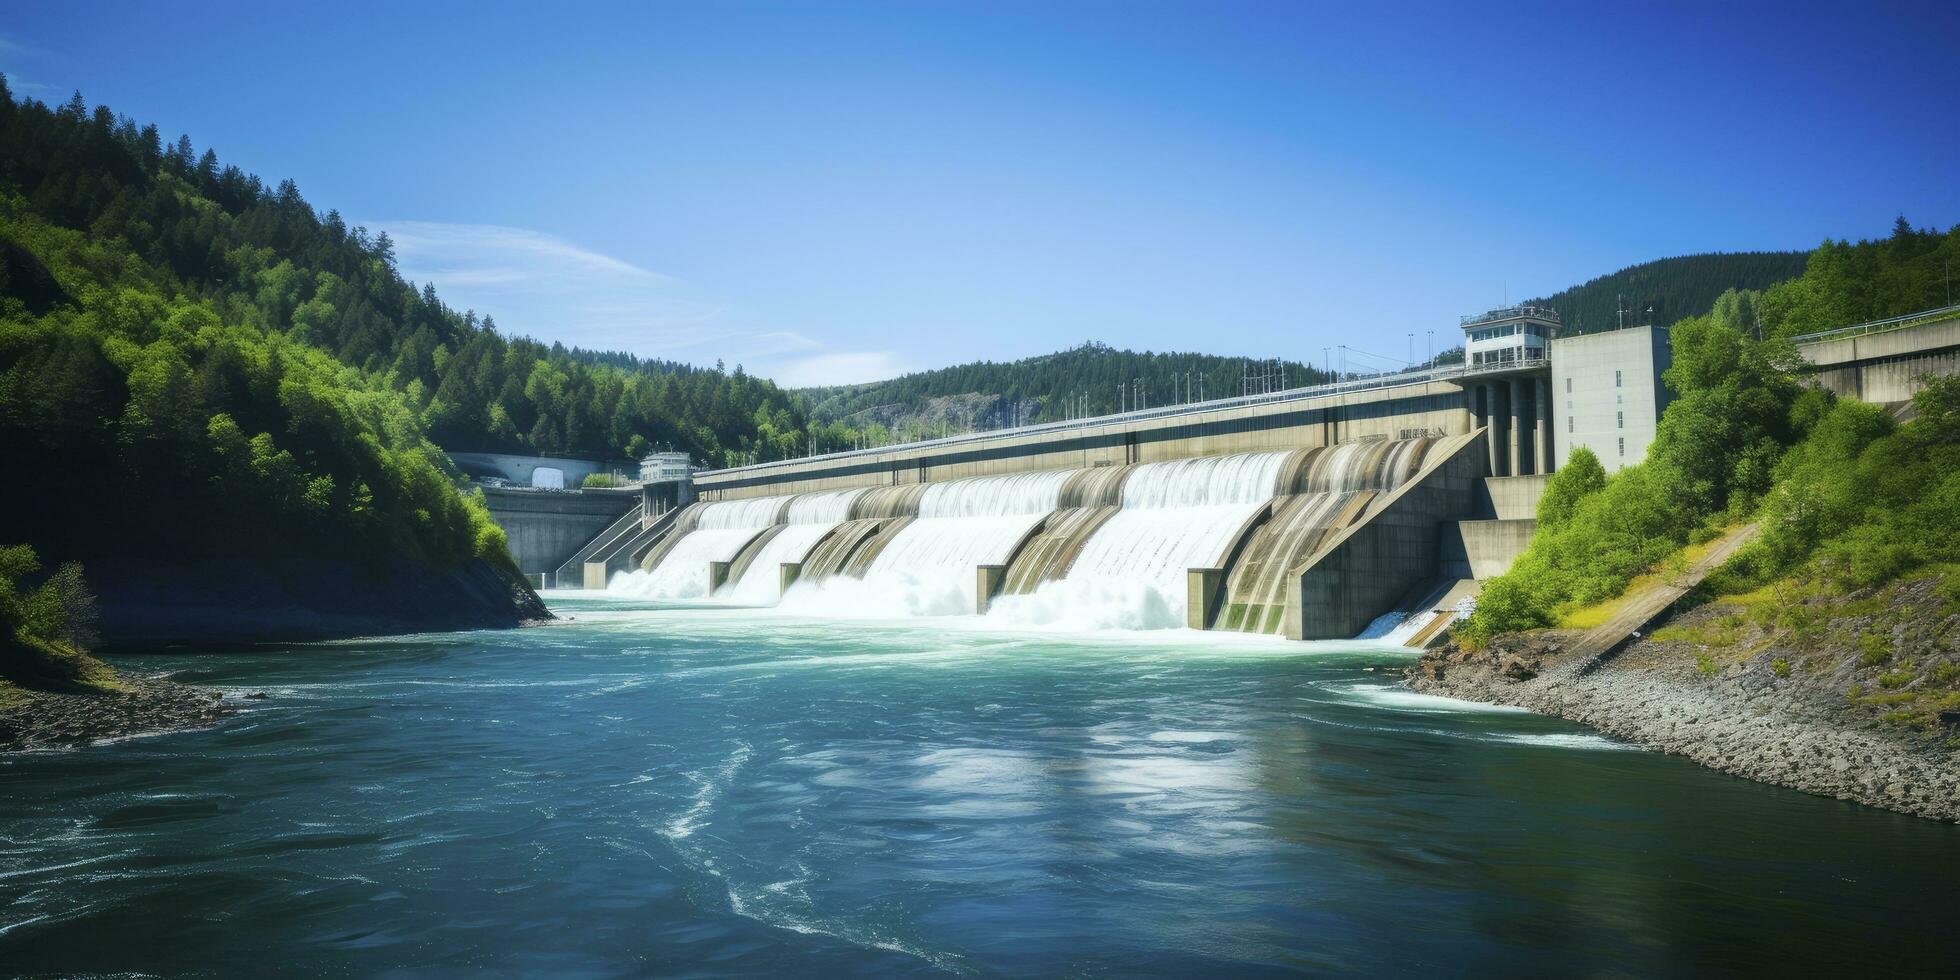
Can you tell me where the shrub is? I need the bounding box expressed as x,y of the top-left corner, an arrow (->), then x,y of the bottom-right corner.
1771,657 -> 1791,678
0,544 -> 115,692
1858,632 -> 1892,666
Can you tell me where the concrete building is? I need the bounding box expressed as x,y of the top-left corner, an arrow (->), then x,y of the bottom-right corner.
639,452 -> 693,484
1548,324 -> 1672,472
1456,306 -> 1557,478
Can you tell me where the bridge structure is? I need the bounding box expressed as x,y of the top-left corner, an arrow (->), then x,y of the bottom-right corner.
1792,306 -> 1960,404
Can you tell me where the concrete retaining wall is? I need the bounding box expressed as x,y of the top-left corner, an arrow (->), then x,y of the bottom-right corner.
1798,316 -> 1960,403
482,487 -> 638,577
1476,474 -> 1549,520
1284,430 -> 1485,639
1441,518 -> 1538,580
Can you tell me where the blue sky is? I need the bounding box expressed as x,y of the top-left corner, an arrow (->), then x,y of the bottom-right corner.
5,1 -> 1957,385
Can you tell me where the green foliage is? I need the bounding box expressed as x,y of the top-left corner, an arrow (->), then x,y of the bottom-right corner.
1523,251 -> 1809,336
1461,222 -> 1960,644
1760,218 -> 1960,339
1696,652 -> 1718,677
1771,657 -> 1791,678
1534,446 -> 1605,531
1740,376 -> 1960,588
0,544 -> 114,692
1859,632 -> 1893,667
798,342 -> 1334,432
0,82 -> 802,469
0,86 -> 517,568
1649,310 -> 1800,514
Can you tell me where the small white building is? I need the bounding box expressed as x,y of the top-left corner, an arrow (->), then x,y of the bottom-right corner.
639,452 -> 693,484
1463,306 -> 1556,369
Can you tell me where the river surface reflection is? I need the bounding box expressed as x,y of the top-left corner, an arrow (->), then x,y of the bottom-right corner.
2,594 -> 1956,974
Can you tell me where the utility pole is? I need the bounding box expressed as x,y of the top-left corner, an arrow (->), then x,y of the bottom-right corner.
1407,332 -> 1414,366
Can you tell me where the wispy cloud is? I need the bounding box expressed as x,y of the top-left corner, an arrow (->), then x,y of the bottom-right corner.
367,219 -> 717,355
367,218 -> 914,387
766,350 -> 915,388
380,221 -> 666,282
0,33 -> 56,92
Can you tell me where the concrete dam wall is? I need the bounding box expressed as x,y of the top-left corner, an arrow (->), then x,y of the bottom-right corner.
693,377 -> 1474,500
609,432 -> 1493,639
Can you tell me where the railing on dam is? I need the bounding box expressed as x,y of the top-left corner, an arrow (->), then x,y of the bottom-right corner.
704,359 -> 1508,478
1791,303 -> 1960,346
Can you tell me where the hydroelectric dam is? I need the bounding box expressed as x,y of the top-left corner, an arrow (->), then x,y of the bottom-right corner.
566,307 -> 1629,642
546,304 -> 1960,643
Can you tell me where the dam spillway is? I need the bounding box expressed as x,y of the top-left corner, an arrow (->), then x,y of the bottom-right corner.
611,433 -> 1485,638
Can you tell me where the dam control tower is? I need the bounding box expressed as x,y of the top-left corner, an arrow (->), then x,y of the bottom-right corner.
1458,306 -> 1557,477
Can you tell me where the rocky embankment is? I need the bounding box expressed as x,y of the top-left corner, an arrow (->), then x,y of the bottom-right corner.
87,555 -> 551,647
1410,577 -> 1960,822
0,673 -> 238,751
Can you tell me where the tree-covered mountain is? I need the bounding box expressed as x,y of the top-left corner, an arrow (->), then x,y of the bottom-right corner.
0,84 -> 806,470
794,248 -> 1837,443
795,343 -> 1355,450
1523,251 -> 1810,335
0,81 -> 507,575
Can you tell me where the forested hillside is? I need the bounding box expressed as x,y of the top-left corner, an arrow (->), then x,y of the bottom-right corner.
1467,218 -> 1960,645
0,84 -> 806,469
0,82 -> 493,570
1523,251 -> 1809,335
797,343 -> 1367,444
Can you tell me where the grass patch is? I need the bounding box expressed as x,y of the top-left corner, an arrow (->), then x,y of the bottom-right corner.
1859,632 -> 1893,666
1878,668 -> 1917,689
1557,533 -> 1737,631
1772,657 -> 1791,678
1857,691 -> 1920,707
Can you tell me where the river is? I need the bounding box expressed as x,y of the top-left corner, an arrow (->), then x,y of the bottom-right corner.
3,592 -> 1956,974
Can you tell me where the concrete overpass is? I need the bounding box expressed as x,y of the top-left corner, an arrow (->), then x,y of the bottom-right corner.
1794,307 -> 1960,403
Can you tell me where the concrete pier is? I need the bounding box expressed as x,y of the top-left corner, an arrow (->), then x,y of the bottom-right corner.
1187,568 -> 1225,630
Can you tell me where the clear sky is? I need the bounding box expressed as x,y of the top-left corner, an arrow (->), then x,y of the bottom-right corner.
5,1 -> 1957,385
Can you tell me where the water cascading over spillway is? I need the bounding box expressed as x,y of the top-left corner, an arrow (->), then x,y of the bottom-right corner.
784,470 -> 1073,616
608,496 -> 788,599
722,489 -> 866,604
1219,438 -> 1433,633
987,452 -> 1292,629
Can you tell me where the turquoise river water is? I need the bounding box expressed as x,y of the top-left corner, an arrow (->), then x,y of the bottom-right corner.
3,592 -> 1958,975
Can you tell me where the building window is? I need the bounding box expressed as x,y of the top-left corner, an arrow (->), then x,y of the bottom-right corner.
1617,411 -> 1624,429
1618,437 -> 1625,457
1565,378 -> 1572,393
1615,370 -> 1623,387
1568,416 -> 1574,433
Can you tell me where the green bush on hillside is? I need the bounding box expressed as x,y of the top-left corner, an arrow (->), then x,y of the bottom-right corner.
0,544 -> 114,692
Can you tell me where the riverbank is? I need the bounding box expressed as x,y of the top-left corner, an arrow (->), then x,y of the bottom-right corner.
88,556 -> 552,647
1409,575 -> 1960,822
0,673 -> 234,751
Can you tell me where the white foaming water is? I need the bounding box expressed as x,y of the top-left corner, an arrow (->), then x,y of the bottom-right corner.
724,490 -> 866,605
988,452 -> 1289,630
781,470 -> 1072,618
609,496 -> 790,599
